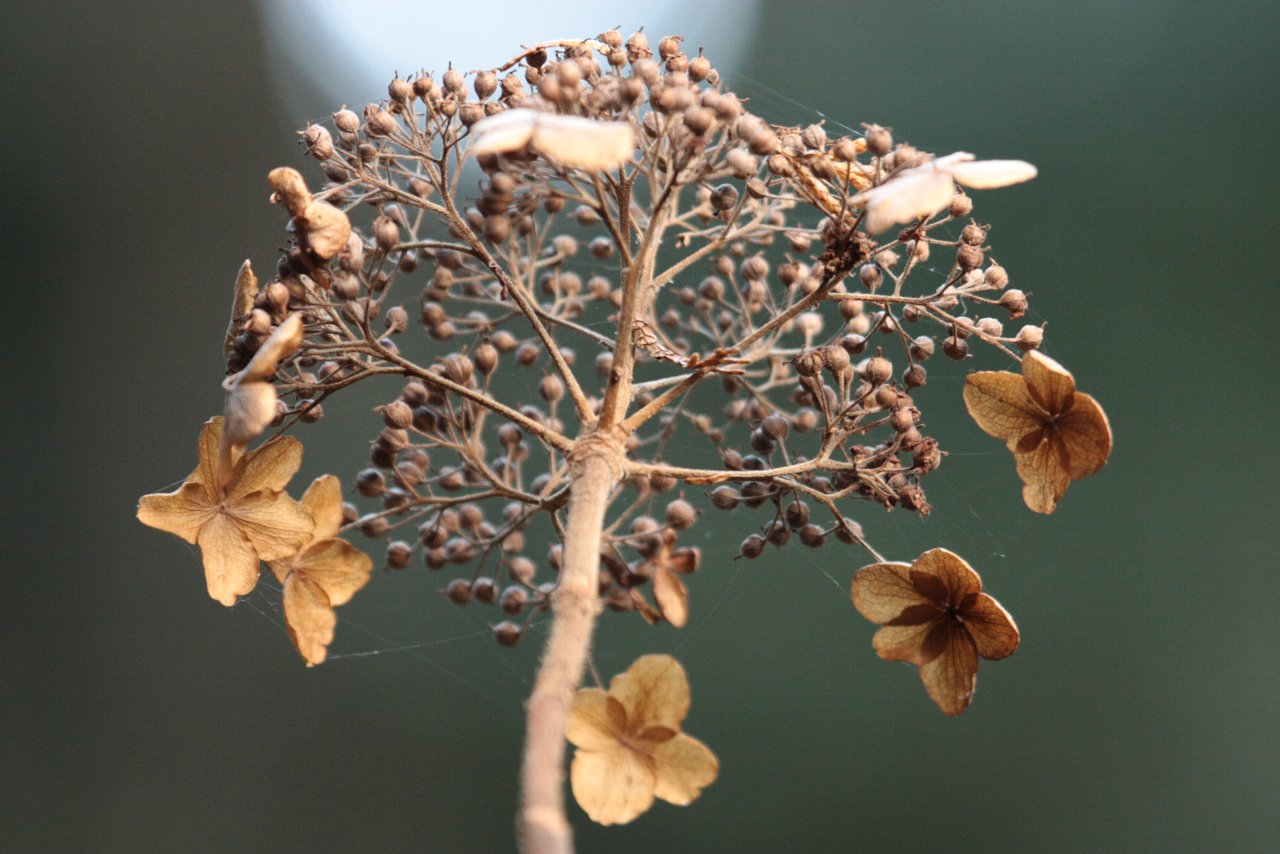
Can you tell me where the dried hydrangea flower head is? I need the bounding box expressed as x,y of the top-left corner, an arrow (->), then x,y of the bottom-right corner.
136,28 -> 1110,853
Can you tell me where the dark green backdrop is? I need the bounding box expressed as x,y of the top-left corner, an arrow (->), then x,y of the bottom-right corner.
5,2 -> 1278,852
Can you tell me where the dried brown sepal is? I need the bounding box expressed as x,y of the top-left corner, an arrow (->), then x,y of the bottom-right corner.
566,654 -> 718,825
136,417 -> 314,606
962,350 -> 1112,513
267,166 -> 352,260
224,260 -> 258,358
267,475 -> 373,666
851,548 -> 1019,715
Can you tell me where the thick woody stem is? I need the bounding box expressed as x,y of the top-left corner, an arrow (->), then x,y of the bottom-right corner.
519,433 -> 623,854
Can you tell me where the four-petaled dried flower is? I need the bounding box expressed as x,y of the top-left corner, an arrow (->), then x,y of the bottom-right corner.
851,548 -> 1019,715
963,350 -> 1112,513
267,474 -> 373,666
852,152 -> 1037,234
566,654 -> 718,825
137,417 -> 314,606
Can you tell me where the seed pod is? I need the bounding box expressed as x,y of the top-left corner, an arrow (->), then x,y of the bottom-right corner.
740,534 -> 766,559
999,289 -> 1029,318
798,524 -> 826,547
665,499 -> 696,530
539,374 -> 564,402
859,264 -> 882,291
356,468 -> 386,497
949,193 -> 974,218
903,364 -> 927,388
864,124 -> 892,156
863,356 -> 892,385
1015,325 -> 1044,350
943,336 -> 969,360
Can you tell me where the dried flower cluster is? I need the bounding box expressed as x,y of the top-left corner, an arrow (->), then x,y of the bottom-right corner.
139,29 -> 1110,853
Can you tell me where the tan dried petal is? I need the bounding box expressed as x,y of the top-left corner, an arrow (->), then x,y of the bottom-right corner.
610,654 -> 691,732
136,483 -> 215,544
570,745 -> 656,826
1014,433 -> 1072,514
852,170 -> 955,234
1058,392 -> 1113,478
225,260 -> 259,358
228,436 -> 304,499
283,571 -> 336,666
850,562 -> 925,623
299,474 -> 345,543
650,733 -> 718,806
965,594 -> 1020,660
919,624 -> 979,716
292,538 -> 372,606
228,490 -> 315,562
871,621 -> 937,665
197,512 -> 262,607
912,548 -> 981,602
1021,350 -> 1075,415
566,688 -> 626,751
963,371 -> 1043,444
653,568 -> 689,628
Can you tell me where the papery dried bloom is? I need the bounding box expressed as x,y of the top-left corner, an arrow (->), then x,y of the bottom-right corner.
566,654 -> 718,825
267,475 -> 373,666
851,152 -> 1037,234
851,549 -> 1019,715
635,529 -> 700,628
963,350 -> 1112,513
137,418 -> 313,606
470,108 -> 635,171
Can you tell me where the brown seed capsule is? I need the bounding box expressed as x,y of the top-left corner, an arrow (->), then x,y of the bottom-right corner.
709,486 -> 740,510
909,335 -> 935,361
863,356 -> 893,385
665,499 -> 697,530
864,124 -> 893,156
359,515 -> 390,538
385,540 -> 413,570
785,501 -> 810,529
492,621 -> 522,647
793,350 -> 823,378
859,264 -> 882,291
999,289 -> 1029,318
903,364 -> 927,388
942,336 -> 969,360
539,374 -> 564,403
740,534 -> 766,559
471,577 -> 499,605
382,400 -> 413,429
948,192 -> 974,218
984,264 -> 1010,289
957,243 -> 985,272
960,222 -> 987,246
1015,325 -> 1044,350
798,524 -> 826,548
356,468 -> 386,497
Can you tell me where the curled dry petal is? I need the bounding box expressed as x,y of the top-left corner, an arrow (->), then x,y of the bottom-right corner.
240,313 -> 304,383
653,567 -> 689,628
224,259 -> 258,358
947,158 -> 1038,190
267,167 -> 351,259
610,654 -> 691,732
471,109 -> 635,171
852,170 -> 955,234
267,166 -> 311,216
919,624 -> 979,716
222,381 -> 278,448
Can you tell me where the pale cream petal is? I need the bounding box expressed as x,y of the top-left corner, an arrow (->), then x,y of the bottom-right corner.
919,625 -> 979,716
1021,350 -> 1076,415
850,562 -> 924,623
651,733 -> 718,806
470,109 -> 537,156
947,158 -> 1037,189
566,688 -> 625,750
197,512 -> 261,606
610,654 -> 690,732
229,490 -> 315,561
283,571 -> 335,666
531,114 -> 635,171
294,538 -> 372,606
300,474 -> 345,543
853,170 -> 955,233
221,380 -> 278,448
963,371 -> 1045,444
964,593 -> 1020,661
137,483 -> 215,544
570,746 -> 656,826
229,435 -> 303,499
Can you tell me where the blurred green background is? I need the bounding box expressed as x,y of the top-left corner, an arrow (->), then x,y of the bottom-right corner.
5,1 -> 1278,852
